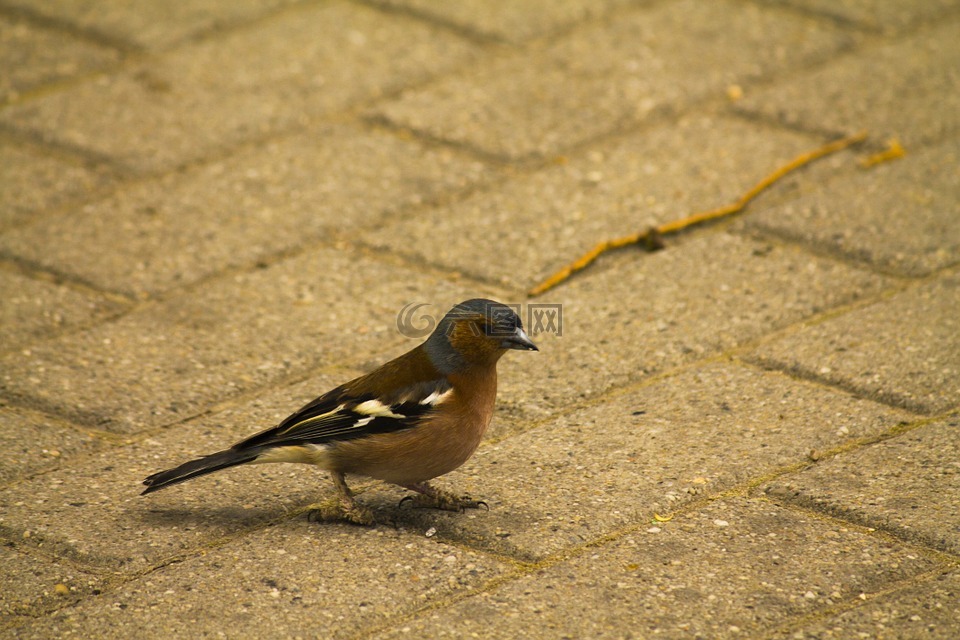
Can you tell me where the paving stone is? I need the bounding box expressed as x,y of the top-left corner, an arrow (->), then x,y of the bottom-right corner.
365,114 -> 820,289
372,0 -> 851,160
746,137 -> 960,277
0,270 -> 125,350
767,417 -> 960,555
0,545 -> 106,619
375,497 -> 941,639
489,232 -> 888,421
0,407 -> 101,487
366,0 -> 635,43
0,144 -> 115,229
0,15 -> 120,104
781,570 -> 960,639
372,360 -> 913,561
735,22 -> 960,147
1,0 -> 301,51
12,520 -> 511,640
752,272 -> 960,414
0,248 -> 487,433
0,123 -> 492,298
764,0 -> 960,34
0,3 -> 480,173
0,371 -> 352,569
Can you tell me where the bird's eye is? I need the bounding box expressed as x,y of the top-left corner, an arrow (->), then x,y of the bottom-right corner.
487,311 -> 519,337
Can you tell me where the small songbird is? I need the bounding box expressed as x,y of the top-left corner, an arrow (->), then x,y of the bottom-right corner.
142,299 -> 538,525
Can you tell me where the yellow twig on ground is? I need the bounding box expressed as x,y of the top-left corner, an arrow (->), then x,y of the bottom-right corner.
859,137 -> 905,168
528,130 -> 868,297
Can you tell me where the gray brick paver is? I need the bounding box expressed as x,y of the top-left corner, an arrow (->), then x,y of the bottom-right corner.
746,137 -> 960,277
373,0 -> 852,160
8,521 -> 512,640
496,232 -> 889,420
0,544 -> 106,620
365,0 -> 638,43
0,143 -> 116,228
777,569 -> 960,640
364,114 -> 821,289
767,418 -> 960,555
0,2 -> 480,173
0,123 -> 492,297
0,407 -> 101,486
764,0 -> 960,34
736,20 -> 960,146
0,0 -> 302,51
372,497 -> 943,639
0,269 -> 125,350
752,272 -> 960,414
0,15 -> 120,103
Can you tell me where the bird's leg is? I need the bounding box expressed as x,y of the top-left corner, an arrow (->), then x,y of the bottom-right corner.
308,471 -> 375,526
398,482 -> 488,512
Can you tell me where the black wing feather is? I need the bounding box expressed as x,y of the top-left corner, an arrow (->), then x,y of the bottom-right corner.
235,379 -> 452,450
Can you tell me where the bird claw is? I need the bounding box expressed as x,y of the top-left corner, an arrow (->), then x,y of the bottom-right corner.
467,499 -> 490,511
398,492 -> 489,513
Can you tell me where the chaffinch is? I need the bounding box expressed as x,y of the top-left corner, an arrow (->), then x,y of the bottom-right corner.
142,298 -> 538,525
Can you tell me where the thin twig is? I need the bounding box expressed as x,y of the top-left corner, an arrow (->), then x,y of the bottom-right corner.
859,137 -> 905,168
528,130 -> 868,297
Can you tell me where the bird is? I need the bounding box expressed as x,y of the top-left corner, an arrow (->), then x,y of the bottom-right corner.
141,298 -> 538,525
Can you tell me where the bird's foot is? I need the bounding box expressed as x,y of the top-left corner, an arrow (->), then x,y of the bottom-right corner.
399,483 -> 488,513
307,497 -> 375,526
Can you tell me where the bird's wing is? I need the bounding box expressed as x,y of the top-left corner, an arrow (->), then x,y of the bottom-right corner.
234,378 -> 453,451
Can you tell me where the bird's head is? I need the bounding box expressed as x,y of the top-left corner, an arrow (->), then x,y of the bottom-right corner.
425,298 -> 538,372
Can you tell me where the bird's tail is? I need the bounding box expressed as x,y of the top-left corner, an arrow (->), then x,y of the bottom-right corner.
141,448 -> 260,495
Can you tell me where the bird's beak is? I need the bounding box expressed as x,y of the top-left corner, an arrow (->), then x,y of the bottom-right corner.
501,327 -> 538,351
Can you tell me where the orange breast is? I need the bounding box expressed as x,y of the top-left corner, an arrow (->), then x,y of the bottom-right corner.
327,367 -> 497,485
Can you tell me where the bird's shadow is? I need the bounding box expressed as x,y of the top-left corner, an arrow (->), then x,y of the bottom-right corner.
136,492 -> 411,529
136,488 -> 493,539
137,504 -> 292,530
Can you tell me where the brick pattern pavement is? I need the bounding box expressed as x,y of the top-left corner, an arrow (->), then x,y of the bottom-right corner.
2,0 -> 959,637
